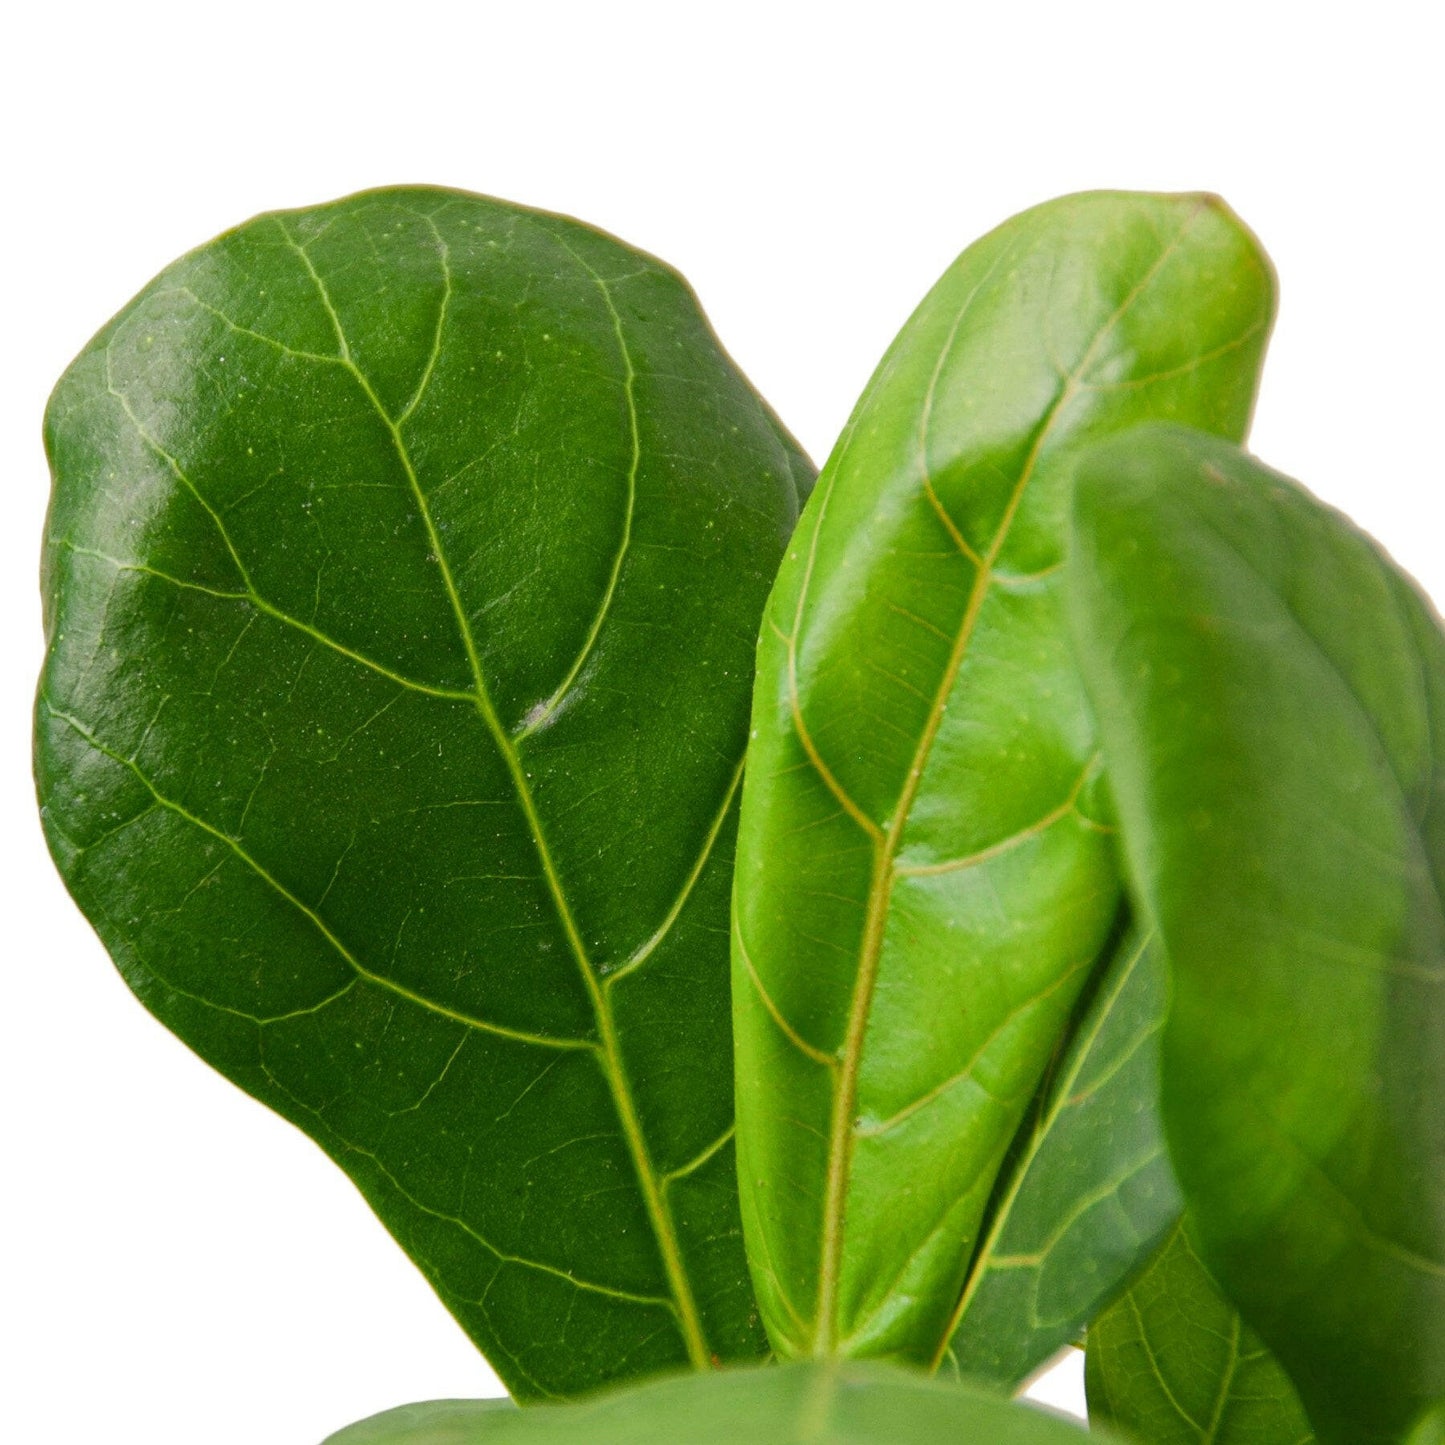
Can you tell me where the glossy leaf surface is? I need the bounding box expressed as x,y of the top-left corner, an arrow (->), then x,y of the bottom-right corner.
945,928 -> 1181,1386
1068,427 -> 1445,1441
36,186 -> 810,1397
324,1363 -> 1108,1444
733,190 -> 1274,1362
1086,1220 -> 1315,1444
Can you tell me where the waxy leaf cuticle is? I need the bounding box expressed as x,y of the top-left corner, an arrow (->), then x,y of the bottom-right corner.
732,190 -> 1275,1366
36,186 -> 812,1398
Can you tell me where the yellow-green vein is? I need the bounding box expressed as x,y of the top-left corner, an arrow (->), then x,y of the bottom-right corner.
276,217 -> 714,1367
812,211 -> 1207,1354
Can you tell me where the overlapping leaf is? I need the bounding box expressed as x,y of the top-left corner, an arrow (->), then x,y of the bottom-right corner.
1086,1220 -> 1315,1444
945,927 -> 1181,1386
323,1362 -> 1112,1444
36,186 -> 810,1397
326,1400 -> 517,1445
732,190 -> 1274,1364
1068,426 -> 1445,1441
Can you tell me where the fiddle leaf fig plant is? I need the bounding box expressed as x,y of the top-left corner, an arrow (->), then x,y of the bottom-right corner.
732,189 -> 1271,1371
35,185 -> 1444,1443
1069,426 -> 1445,1444
37,187 -> 807,1397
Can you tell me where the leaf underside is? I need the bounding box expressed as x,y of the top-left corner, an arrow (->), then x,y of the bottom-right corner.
324,1362 -> 1111,1444
732,190 -> 1275,1367
36,185 -> 811,1398
1068,426 -> 1445,1442
944,926 -> 1182,1388
1086,1219 -> 1315,1444
325,1399 -> 517,1445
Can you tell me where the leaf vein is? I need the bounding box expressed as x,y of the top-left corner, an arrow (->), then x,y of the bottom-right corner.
273,220 -> 712,1365
45,704 -> 595,1054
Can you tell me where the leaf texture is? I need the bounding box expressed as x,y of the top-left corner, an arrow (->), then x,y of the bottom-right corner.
1068,426 -> 1445,1441
944,927 -> 1182,1386
324,1362 -> 1112,1444
1086,1220 -> 1315,1444
732,190 -> 1274,1363
36,186 -> 811,1397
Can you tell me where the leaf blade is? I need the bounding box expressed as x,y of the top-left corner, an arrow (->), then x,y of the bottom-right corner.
1085,1220 -> 1316,1445
324,1362 -> 1112,1444
324,1400 -> 518,1445
733,191 -> 1275,1363
944,926 -> 1183,1387
1067,425 -> 1445,1440
37,186 -> 810,1396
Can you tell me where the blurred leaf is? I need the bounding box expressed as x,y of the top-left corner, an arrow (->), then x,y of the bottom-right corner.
325,1362 -> 1108,1443
1086,1220 -> 1314,1443
325,1399 -> 516,1444
1068,425 -> 1445,1441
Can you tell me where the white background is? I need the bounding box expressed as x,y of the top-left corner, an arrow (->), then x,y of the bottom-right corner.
3,3 -> 1441,1440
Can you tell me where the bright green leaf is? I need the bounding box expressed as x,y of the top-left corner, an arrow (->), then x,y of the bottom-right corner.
732,190 -> 1274,1364
36,186 -> 811,1398
1067,425 -> 1445,1441
325,1400 -> 516,1444
1407,1405 -> 1445,1445
945,927 -> 1182,1386
324,1362 -> 1111,1443
1086,1219 -> 1315,1444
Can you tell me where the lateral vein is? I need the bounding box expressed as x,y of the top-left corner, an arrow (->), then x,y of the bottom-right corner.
56,542 -> 475,703
814,210 -> 1206,1354
45,704 -> 594,1053
514,228 -> 639,741
607,756 -> 746,986
276,222 -> 714,1366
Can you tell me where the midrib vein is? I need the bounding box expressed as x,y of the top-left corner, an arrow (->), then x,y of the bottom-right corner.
277,219 -> 712,1367
811,212 -> 1203,1354
1130,1281 -> 1205,1433
812,445 -> 1031,1350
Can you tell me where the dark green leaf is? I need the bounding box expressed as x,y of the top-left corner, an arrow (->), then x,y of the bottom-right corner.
732,190 -> 1274,1364
325,1400 -> 517,1445
945,927 -> 1182,1387
36,186 -> 810,1397
1086,1219 -> 1315,1444
324,1362 -> 1110,1443
1067,425 -> 1445,1441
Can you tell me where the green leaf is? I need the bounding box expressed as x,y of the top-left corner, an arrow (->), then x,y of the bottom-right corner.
323,1362 -> 1110,1443
1067,426 -> 1445,1441
732,190 -> 1275,1364
36,186 -> 810,1398
325,1400 -> 517,1445
945,926 -> 1182,1387
1407,1406 -> 1445,1445
1085,1220 -> 1315,1444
